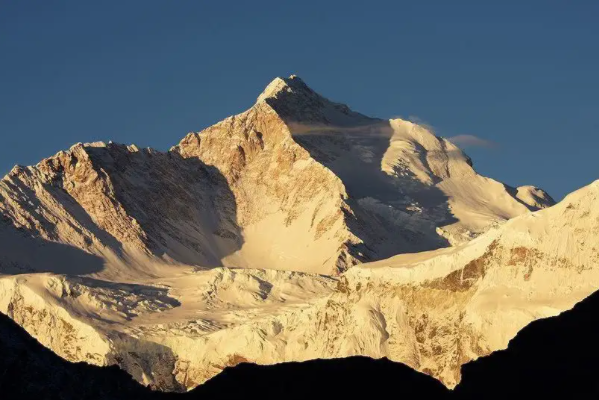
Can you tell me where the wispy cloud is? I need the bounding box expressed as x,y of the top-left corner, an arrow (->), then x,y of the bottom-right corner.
288,121 -> 393,136
447,134 -> 498,149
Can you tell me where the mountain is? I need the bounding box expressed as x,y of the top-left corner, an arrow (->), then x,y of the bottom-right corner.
0,308 -> 450,399
4,288 -> 599,399
0,75 -> 553,277
0,306 -> 151,399
0,303 -> 448,399
0,75 -> 574,392
299,178 -> 599,387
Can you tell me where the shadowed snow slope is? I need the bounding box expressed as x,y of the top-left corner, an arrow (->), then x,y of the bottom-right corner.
0,75 -> 577,392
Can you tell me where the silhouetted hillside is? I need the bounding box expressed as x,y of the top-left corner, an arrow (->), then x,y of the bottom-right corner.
454,289 -> 599,399
0,310 -> 150,400
185,357 -> 449,399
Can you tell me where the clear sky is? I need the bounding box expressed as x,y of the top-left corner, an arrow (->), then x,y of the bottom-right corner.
1,1 -> 597,200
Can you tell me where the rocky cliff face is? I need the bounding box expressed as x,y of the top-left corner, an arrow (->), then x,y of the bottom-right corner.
0,75 -> 568,392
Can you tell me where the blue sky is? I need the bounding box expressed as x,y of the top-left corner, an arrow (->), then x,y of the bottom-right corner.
1,1 -> 597,199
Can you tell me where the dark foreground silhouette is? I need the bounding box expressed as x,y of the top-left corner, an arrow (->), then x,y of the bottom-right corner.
3,290 -> 599,399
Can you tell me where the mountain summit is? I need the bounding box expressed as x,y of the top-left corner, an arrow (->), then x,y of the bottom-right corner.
1,75 -> 552,277
0,76 -> 573,391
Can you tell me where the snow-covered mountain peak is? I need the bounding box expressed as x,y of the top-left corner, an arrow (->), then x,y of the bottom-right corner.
256,75 -> 306,102
0,75 -> 576,392
256,75 -> 372,127
1,75 -> 556,277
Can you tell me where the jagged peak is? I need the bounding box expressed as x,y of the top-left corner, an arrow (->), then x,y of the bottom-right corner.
256,75 -> 372,126
0,140 -> 163,184
8,165 -> 25,175
256,75 -> 311,103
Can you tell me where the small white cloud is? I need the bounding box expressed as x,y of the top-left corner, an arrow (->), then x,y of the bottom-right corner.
288,121 -> 393,137
447,134 -> 498,149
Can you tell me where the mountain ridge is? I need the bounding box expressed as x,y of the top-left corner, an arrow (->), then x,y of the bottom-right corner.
4,285 -> 599,398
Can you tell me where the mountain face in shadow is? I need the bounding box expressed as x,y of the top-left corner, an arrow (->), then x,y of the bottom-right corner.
0,218 -> 106,275
0,143 -> 243,276
4,289 -> 599,399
